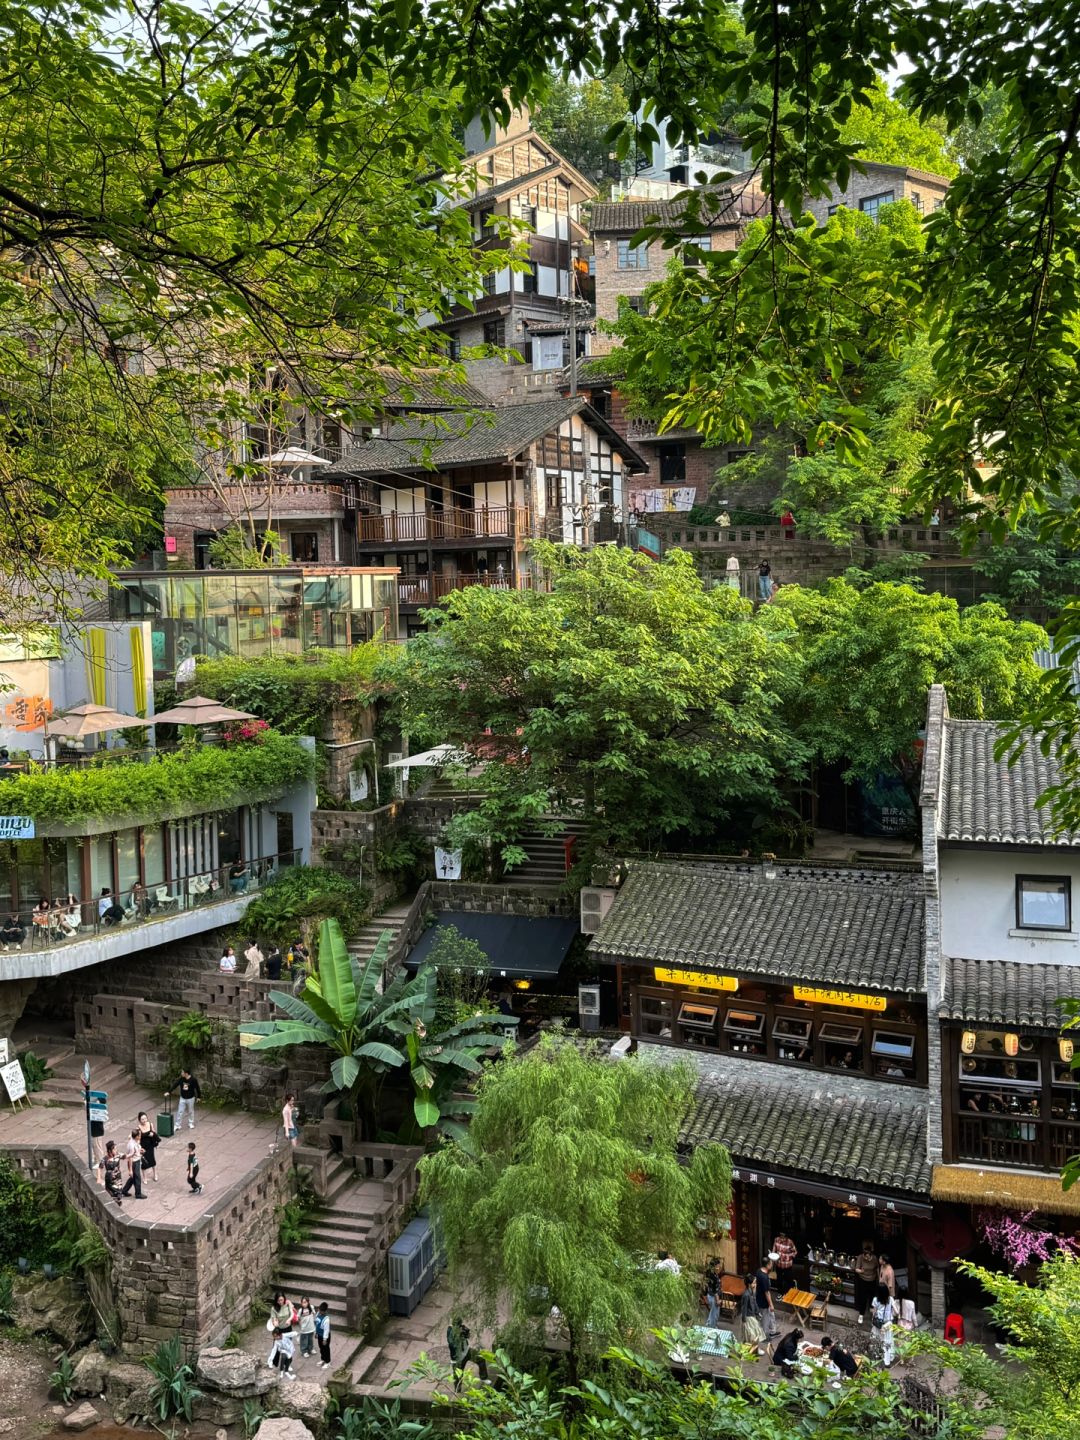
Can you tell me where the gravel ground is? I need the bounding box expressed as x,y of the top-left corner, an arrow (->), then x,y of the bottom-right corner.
0,1335 -> 66,1440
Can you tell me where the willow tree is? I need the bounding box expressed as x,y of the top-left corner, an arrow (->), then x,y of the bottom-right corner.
419,1034 -> 731,1384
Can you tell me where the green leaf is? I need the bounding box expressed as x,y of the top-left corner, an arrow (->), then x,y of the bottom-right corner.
414,1095 -> 440,1128
317,917 -> 357,1028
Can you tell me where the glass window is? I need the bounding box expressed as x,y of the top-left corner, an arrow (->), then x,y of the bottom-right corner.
682,235 -> 711,265
859,191 -> 895,222
89,835 -> 114,902
237,574 -> 271,659
724,1009 -> 764,1036
773,1017 -> 813,1041
617,238 -> 649,270
678,1003 -> 718,1029
1016,875 -> 1071,930
872,1032 -> 915,1058
873,1030 -> 916,1080
960,1049 -> 1040,1089
271,576 -> 304,655
116,828 -> 141,903
144,826 -> 166,891
639,995 -> 673,1039
820,1022 -> 862,1044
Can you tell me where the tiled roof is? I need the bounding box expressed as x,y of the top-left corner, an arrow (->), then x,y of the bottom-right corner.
941,956 -> 1078,1031
676,1051 -> 931,1194
325,397 -> 581,475
378,369 -> 492,411
326,396 -> 646,476
589,861 -> 925,994
590,190 -> 747,234
939,718 -> 1079,845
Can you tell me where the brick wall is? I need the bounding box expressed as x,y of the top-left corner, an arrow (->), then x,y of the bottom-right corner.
5,1141 -> 294,1354
802,167 -> 950,226
311,801 -> 411,909
591,228 -> 742,346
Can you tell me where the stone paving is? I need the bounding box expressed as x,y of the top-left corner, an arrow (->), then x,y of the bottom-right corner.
0,1040 -> 281,1228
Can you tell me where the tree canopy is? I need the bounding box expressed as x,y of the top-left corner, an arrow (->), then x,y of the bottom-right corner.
533,73 -> 630,183
418,1035 -> 732,1384
379,541 -> 806,866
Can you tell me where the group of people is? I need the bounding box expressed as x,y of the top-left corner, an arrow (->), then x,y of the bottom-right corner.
96,1070 -> 207,1205
701,1235 -> 917,1375
219,937 -> 302,980
266,1293 -> 332,1378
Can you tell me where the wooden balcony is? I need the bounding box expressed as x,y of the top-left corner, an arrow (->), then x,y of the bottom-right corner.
357,505 -> 530,545
398,572 -> 539,607
957,1113 -> 1080,1173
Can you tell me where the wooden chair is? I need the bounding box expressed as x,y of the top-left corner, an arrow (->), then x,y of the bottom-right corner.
809,1297 -> 829,1330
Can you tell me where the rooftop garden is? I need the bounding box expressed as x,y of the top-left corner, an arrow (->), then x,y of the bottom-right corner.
0,730 -> 314,829
155,644 -> 384,738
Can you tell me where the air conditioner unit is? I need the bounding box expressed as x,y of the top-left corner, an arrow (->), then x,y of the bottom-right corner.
578,985 -> 601,1017
388,1214 -> 436,1316
580,886 -> 616,934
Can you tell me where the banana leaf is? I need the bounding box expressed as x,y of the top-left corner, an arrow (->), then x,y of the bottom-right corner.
316,917 -> 356,1028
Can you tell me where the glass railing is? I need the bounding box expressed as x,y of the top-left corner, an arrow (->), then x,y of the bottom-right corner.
1,849 -> 300,953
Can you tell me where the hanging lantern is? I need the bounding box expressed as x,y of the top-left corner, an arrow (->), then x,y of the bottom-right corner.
961,1031 -> 976,1055
1060,1037 -> 1075,1064
1004,1032 -> 1020,1057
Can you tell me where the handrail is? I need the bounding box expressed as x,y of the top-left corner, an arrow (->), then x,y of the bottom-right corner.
357,505 -> 531,544
2,848 -> 300,951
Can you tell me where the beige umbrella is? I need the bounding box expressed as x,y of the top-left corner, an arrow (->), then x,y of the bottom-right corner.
151,694 -> 257,725
43,703 -> 148,739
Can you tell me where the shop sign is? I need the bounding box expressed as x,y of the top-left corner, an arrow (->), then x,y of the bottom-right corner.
654,966 -> 738,993
730,1166 -> 928,1216
793,984 -> 886,1012
0,816 -> 35,840
4,695 -> 51,731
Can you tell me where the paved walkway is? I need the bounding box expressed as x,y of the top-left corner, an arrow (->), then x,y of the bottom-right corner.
0,1041 -> 280,1227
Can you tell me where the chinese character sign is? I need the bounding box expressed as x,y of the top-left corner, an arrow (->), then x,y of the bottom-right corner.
4,694 -> 52,731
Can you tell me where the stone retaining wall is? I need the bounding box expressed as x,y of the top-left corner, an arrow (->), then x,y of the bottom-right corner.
5,1141 -> 294,1355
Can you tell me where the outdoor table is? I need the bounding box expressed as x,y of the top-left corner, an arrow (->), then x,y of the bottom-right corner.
696,1328 -> 735,1358
783,1287 -> 817,1326
720,1275 -> 746,1296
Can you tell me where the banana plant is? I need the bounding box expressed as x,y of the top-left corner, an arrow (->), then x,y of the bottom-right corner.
239,916 -> 516,1139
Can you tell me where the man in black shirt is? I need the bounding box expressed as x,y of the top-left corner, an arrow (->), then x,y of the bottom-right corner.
821,1335 -> 859,1378
168,1069 -> 202,1130
754,1256 -> 777,1338
265,946 -> 282,981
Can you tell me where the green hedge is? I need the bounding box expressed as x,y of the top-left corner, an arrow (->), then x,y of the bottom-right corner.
0,731 -> 314,826
241,865 -> 371,944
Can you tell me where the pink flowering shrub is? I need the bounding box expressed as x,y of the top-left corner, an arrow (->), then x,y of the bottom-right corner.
222,719 -> 270,745
977,1208 -> 1080,1271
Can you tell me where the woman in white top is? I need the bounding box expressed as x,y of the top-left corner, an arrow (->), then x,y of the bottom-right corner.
219,945 -> 237,973
282,1092 -> 298,1148
869,1284 -> 897,1365
897,1288 -> 918,1331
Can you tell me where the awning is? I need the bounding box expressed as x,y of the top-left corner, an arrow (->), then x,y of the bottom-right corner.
931,1163 -> 1080,1217
388,745 -> 470,770
730,1165 -> 931,1218
405,911 -> 579,980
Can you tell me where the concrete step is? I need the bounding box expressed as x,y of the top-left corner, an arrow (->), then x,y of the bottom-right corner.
349,1345 -> 383,1386
301,1235 -> 370,1263
280,1252 -> 357,1280
307,1211 -> 375,1239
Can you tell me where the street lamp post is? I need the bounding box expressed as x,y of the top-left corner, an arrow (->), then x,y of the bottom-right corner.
83,1060 -> 93,1170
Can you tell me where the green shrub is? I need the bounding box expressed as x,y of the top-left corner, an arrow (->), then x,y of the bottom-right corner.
375,829 -> 428,889
243,865 -> 371,945
0,731 -> 313,826
143,1336 -> 201,1422
18,1050 -> 51,1092
0,1155 -> 39,1268
50,1354 -> 75,1404
150,1011 -> 219,1073
182,646 -> 382,736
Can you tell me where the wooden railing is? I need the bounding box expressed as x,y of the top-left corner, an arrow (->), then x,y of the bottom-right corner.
398,572 -> 538,606
956,1107 -> 1080,1173
357,505 -> 530,544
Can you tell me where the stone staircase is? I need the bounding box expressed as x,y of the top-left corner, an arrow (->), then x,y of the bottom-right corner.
274,1159 -> 389,1334
347,903 -> 410,967
506,819 -> 590,885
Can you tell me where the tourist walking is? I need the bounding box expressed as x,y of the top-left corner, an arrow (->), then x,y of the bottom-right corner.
315,1302 -> 332,1369
243,938 -> 264,976
167,1068 -> 201,1129
270,1327 -> 296,1380
120,1128 -> 145,1198
219,944 -> 237,973
447,1317 -> 471,1391
701,1259 -> 722,1327
186,1141 -> 202,1194
853,1240 -> 878,1321
757,559 -> 772,601
878,1252 -> 897,1298
735,1275 -> 766,1354
282,1093 -> 299,1149
138,1112 -> 160,1182
754,1255 -> 778,1338
869,1284 -> 897,1366
772,1232 -> 798,1294
297,1298 -> 316,1358
98,1141 -> 124,1207
897,1287 -> 918,1331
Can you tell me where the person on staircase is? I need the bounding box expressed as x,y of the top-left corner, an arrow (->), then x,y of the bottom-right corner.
315,1303 -> 332,1369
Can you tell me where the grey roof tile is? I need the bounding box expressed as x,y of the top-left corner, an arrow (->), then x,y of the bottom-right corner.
942,955 -> 1078,1031
674,1051 -> 931,1194
588,861 -> 926,995
590,190 -> 751,233
939,719 -> 1078,845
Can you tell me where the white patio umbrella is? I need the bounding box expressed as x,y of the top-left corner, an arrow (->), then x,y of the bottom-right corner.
150,695 -> 257,726
42,704 -> 148,739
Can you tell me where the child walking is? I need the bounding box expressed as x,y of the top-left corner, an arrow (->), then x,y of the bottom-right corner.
315,1302 -> 332,1369
297,1298 -> 316,1359
270,1327 -> 296,1381
186,1141 -> 203,1194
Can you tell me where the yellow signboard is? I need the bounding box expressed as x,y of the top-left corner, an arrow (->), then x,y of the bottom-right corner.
655,967 -> 739,993
793,985 -> 887,1012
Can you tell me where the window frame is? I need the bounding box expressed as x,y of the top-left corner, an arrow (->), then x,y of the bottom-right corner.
616,237 -> 650,271
858,190 -> 895,221
1015,874 -> 1072,932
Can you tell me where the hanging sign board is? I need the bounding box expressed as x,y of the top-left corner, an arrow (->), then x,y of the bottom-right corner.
88,1089 -> 108,1123
0,1038 -> 8,1065
0,1059 -> 27,1103
0,816 -> 35,840
793,985 -> 887,1012
654,966 -> 739,993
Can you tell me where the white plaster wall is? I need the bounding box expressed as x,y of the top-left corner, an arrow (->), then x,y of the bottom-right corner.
939,848 -> 1080,964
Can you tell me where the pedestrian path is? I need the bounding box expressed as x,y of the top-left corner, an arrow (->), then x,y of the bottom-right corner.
0,1032 -> 279,1227
347,902 -> 411,966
